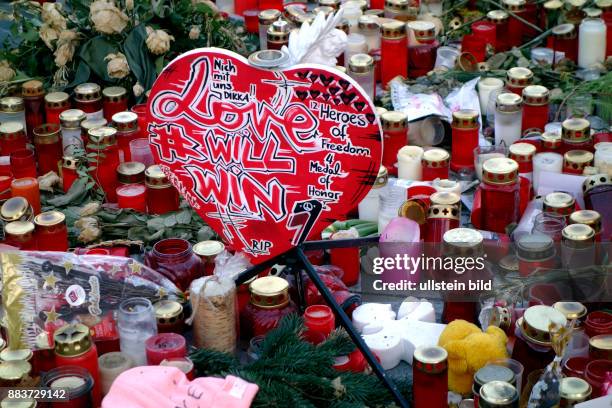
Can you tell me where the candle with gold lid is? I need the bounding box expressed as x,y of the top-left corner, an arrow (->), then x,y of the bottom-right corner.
479,158 -> 520,233
74,83 -> 103,120
506,67 -> 533,95
569,210 -> 602,241
588,334 -> 611,360
487,10 -> 510,51
421,148 -> 449,181
267,20 -> 291,50
112,111 -> 140,162
33,123 -> 62,175
348,54 -> 375,101
358,165 -> 387,222
543,192 -> 575,217
509,142 -> 536,179
425,192 -> 460,243
60,109 -> 86,155
193,240 -> 225,276
4,220 -> 36,250
413,345 -> 448,408
561,223 -> 597,268
154,300 -> 185,333
380,111 -> 407,176
479,381 -> 518,408
551,23 -> 578,63
102,86 -> 128,122
562,118 -> 592,153
473,365 -> 515,407
88,127 -> 120,202
0,97 -> 26,136
34,210 -> 68,251
541,131 -> 562,153
559,377 -> 592,406
258,9 -> 282,50
0,122 -> 27,156
521,85 -> 549,134
451,109 -> 479,172
407,20 -> 438,78
552,301 -> 587,322
384,0 -> 416,21
495,93 -> 523,146
22,80 -> 45,139
0,360 -> 31,387
44,91 -> 71,125
80,117 -> 107,147
0,196 -> 32,223
145,164 -> 180,214
380,20 -> 408,87
116,161 -> 146,185
61,156 -> 79,193
562,223 -> 595,246
563,150 -> 594,175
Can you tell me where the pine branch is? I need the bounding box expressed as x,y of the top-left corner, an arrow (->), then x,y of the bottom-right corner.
336,372 -> 393,405
189,348 -> 240,376
257,313 -> 305,358
317,328 -> 356,357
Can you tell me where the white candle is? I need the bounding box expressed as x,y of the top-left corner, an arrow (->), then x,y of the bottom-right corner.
477,77 -> 504,117
51,376 -> 86,390
358,16 -> 381,52
533,152 -> 563,194
397,146 -> 424,181
578,18 -> 607,69
343,1 -> 363,33
494,93 -> 523,146
358,166 -> 387,222
433,179 -> 462,196
594,142 -> 612,175
475,152 -> 505,181
99,352 -> 134,395
345,33 -> 368,68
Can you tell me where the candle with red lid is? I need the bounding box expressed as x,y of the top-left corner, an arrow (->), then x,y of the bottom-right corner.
74,83 -> 103,120
33,123 -> 63,175
34,210 -> 68,251
0,122 -> 27,156
487,10 -> 510,51
44,91 -> 71,126
11,177 -> 40,214
145,165 -> 180,215
407,21 -> 438,78
380,111 -> 408,176
113,111 -> 141,162
521,85 -> 550,134
380,21 -> 408,87
117,184 -> 146,212
102,86 -> 128,122
87,127 -> 120,202
145,333 -> 187,365
421,148 -> 449,181
450,109 -> 479,172
304,305 -> 335,344
563,150 -> 593,175
22,80 -> 45,140
562,118 -> 593,154
506,67 -> 533,95
509,142 -> 536,180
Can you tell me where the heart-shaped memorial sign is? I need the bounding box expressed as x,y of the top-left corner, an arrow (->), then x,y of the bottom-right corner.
147,48 -> 382,263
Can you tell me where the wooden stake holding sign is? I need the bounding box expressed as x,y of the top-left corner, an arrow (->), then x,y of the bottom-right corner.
146,48 -> 382,262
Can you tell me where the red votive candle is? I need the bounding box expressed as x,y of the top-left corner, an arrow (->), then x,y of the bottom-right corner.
0,156 -> 10,176
87,127 -> 120,202
471,21 -> 496,51
380,111 -> 408,176
585,311 -> 612,337
22,80 -> 45,140
407,21 -> 439,78
585,359 -> 612,398
563,150 -> 593,175
304,305 -> 335,342
244,9 -> 260,33
0,175 -> 12,200
450,109 -> 479,172
117,184 -> 146,212
10,149 -> 37,179
112,111 -> 140,162
145,165 -> 180,215
33,123 -> 63,175
4,220 -> 36,250
259,0 -> 282,10
424,192 -> 461,243
522,85 -> 550,134
550,24 -> 578,64
504,0 -> 528,47
11,177 -> 40,214
413,346 -> 448,408
61,156 -> 79,193
102,86 -> 128,122
562,118 -> 593,154
74,83 -> 103,120
488,10 -> 510,51
145,333 -> 187,366
461,34 -> 487,62
380,21 -> 408,87
44,91 -> 71,126
421,148 -> 450,181
131,104 -> 148,138
34,210 -> 68,251
329,229 -> 361,287
478,158 -> 520,233
0,122 -> 27,156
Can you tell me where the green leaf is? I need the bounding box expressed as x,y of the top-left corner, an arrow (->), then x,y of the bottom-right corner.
66,61 -> 91,88
147,217 -> 165,231
79,36 -> 118,82
123,25 -> 157,95
175,209 -> 192,224
164,214 -> 177,227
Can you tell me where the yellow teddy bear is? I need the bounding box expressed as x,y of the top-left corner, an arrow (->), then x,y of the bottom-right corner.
438,319 -> 509,395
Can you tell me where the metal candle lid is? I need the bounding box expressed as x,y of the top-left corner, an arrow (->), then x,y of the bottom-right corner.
249,276 -> 290,309
516,233 -> 555,261
562,223 -> 595,243
1,197 -> 31,222
267,20 -> 292,42
430,191 -> 460,206
589,334 -> 612,359
506,67 -> 533,87
482,157 -> 519,185
365,9 -> 384,17
358,15 -> 380,30
552,23 -> 577,39
258,9 -> 281,24
413,345 -> 447,373
193,240 -> 225,258
88,126 -> 117,146
509,142 -> 536,162
569,210 -> 601,234
543,191 -> 575,214
422,148 -> 450,167
474,365 -> 515,387
74,82 -> 101,101
34,211 -> 66,228
374,165 -> 388,188
0,97 -> 24,113
248,50 -> 289,69
560,377 -> 592,403
102,86 -> 127,101
385,0 -> 409,12
443,228 -> 484,255
552,301 -> 587,320
4,220 -> 34,237
487,10 -> 509,23
541,132 -> 561,149
381,20 -> 407,38
479,381 -> 518,408
520,305 -> 567,346
0,348 -> 32,362
495,93 -> 522,113
348,54 -> 374,74
54,323 -> 93,357
44,91 -> 70,108
112,111 -> 139,131
582,173 -> 610,194
59,109 -> 86,129
407,20 -> 436,42
0,361 -> 31,382
381,111 -> 407,130
503,0 -> 526,11
562,118 -> 591,143
154,300 -> 184,322
452,109 -> 479,129
145,165 -> 171,188
522,85 -> 549,106
563,150 -> 594,172
33,123 -> 61,145
117,161 -> 146,184
22,80 -> 44,97
398,198 -> 428,225
81,118 -> 107,137
0,122 -> 25,140
319,0 -> 340,8
544,0 -> 563,10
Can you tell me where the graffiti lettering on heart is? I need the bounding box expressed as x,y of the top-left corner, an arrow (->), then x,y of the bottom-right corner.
147,48 -> 382,263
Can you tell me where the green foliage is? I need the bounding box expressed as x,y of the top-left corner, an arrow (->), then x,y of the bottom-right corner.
189,315 -> 396,407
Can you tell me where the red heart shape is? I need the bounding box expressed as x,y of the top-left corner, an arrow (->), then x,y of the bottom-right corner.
147,49 -> 382,264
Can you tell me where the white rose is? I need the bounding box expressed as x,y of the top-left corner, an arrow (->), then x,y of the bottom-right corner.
126,0 -> 134,11
41,3 -> 67,30
132,82 -> 144,97
189,25 -> 201,40
90,0 -> 129,35
145,26 -> 174,55
105,52 -> 130,79
0,60 -> 16,82
39,24 -> 60,49
53,30 -> 79,67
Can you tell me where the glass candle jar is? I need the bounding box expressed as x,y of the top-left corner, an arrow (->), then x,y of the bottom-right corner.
145,238 -> 202,291
471,21 -> 496,52
98,352 -> 133,396
345,32 -> 368,70
479,381 -> 519,408
561,223 -> 596,269
154,300 -> 185,334
407,21 -> 438,78
335,19 -> 350,66
594,142 -> 612,174
421,148 -> 449,181
41,366 -> 94,408
516,233 -> 556,277
193,240 -> 225,276
543,191 -> 575,218
87,127 -> 120,202
478,158 -> 520,233
380,21 -> 408,88
589,334 -> 612,360
117,161 -> 146,185
509,142 -> 536,180
569,210 -> 602,242
160,357 -> 195,380
0,122 -> 27,156
504,0 -> 528,48
358,15 -> 381,52
11,177 -> 40,215
397,145 -> 424,180
495,93 -> 523,147
80,117 -> 107,147
0,97 -> 27,137
267,20 -> 291,50
62,156 -> 79,193
22,80 -> 45,140
33,123 -> 62,175
34,210 -> 68,251
348,53 -> 375,101
424,192 -> 460,243
583,174 -> 611,240
258,9 -> 282,50
563,150 -> 594,175
117,297 -> 158,366
451,109 -> 479,172
358,165 -> 388,222
487,10 -> 510,52
532,212 -> 566,242
102,86 -> 128,122
562,118 -> 593,154
473,365 -> 515,407
413,346 -> 448,408
384,0 -> 416,21
129,138 -> 154,166
130,104 -> 148,137
145,165 -> 180,215
559,377 -> 592,406
303,305 -> 335,344
10,148 -> 36,179
3,220 -> 36,249
578,18 -> 607,69
541,132 -> 562,153
380,111 -> 408,175
60,109 -> 86,155
116,184 -> 146,212
74,83 -> 103,120
112,111 -> 140,162
54,323 -> 101,407
44,91 -> 71,126
585,359 -> 612,398
506,67 -> 533,96
145,333 -> 186,365
521,85 -> 550,134
585,310 -> 612,337
551,23 -> 578,63
241,276 -> 298,338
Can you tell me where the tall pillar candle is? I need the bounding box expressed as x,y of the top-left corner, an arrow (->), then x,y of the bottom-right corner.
397,146 -> 424,181
478,77 -> 504,117
494,93 -> 523,146
532,152 -> 563,193
451,109 -> 480,172
381,111 -> 408,176
487,10 -> 510,51
578,18 -> 607,69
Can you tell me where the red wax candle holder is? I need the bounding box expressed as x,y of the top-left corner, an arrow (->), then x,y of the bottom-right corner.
145,165 -> 180,215
413,346 -> 448,408
112,111 -> 141,162
304,305 -> 335,343
145,333 -> 187,366
41,366 -> 94,408
471,21 -> 496,50
33,123 -> 63,175
44,91 -> 71,126
10,149 -> 37,179
488,10 -> 510,51
421,148 -> 450,181
61,156 -> 79,193
102,86 -> 128,122
74,83 -> 103,118
478,158 -> 520,234
145,238 -> 202,291
0,122 -> 27,156
117,183 -> 147,212
381,21 -> 408,87
34,210 -> 68,251
87,127 -> 120,202
22,80 -> 45,140
461,34 -> 486,62
585,359 -> 612,398
380,111 -> 408,176
522,85 -> 550,134
0,175 -> 12,200
244,9 -> 260,33
11,176 -> 41,215
563,356 -> 589,379
450,109 -> 479,171
585,311 -> 612,337
131,104 -> 148,138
